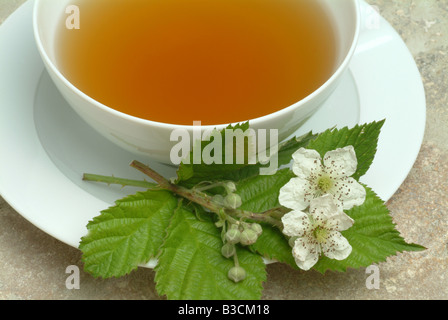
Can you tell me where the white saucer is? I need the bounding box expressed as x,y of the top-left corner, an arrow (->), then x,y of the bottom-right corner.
0,1 -> 426,254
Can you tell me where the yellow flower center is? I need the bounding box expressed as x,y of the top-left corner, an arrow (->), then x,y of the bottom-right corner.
317,175 -> 333,193
313,226 -> 329,244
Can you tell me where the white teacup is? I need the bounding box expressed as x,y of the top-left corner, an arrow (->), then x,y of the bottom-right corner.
33,0 -> 360,164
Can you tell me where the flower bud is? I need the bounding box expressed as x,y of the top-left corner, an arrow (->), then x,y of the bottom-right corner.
240,229 -> 258,246
225,227 -> 241,244
212,194 -> 225,206
221,243 -> 236,258
228,266 -> 246,283
224,193 -> 242,209
215,219 -> 225,228
250,223 -> 263,237
225,181 -> 237,193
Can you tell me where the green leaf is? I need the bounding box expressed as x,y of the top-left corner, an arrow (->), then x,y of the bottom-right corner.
79,190 -> 178,278
313,186 -> 425,273
176,123 -> 316,187
176,122 -> 254,186
155,205 -> 266,300
251,225 -> 298,269
276,131 -> 317,167
236,168 -> 294,213
307,120 -> 385,180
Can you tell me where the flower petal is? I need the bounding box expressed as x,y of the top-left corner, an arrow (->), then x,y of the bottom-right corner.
326,213 -> 355,232
292,237 -> 320,271
309,195 -> 354,231
278,177 -> 314,211
337,177 -> 366,210
291,148 -> 323,179
323,146 -> 358,178
321,231 -> 352,261
308,194 -> 340,223
281,210 -> 312,238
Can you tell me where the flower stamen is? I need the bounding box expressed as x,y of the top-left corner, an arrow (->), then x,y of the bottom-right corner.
313,226 -> 329,244
317,174 -> 333,193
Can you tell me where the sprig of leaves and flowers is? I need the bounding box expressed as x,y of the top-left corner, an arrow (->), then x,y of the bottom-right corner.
80,120 -> 424,300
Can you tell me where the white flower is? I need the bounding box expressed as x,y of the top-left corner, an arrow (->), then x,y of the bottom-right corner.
281,195 -> 354,271
279,146 -> 366,211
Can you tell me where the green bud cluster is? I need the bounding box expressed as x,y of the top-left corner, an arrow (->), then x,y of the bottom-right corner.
207,182 -> 263,284
221,222 -> 263,283
223,222 -> 262,248
212,181 -> 242,209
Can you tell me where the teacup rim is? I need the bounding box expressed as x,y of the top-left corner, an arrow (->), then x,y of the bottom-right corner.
33,0 -> 361,130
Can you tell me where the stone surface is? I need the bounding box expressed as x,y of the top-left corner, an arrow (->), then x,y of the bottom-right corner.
0,0 -> 447,300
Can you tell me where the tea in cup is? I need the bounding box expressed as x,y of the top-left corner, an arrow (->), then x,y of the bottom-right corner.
33,0 -> 360,163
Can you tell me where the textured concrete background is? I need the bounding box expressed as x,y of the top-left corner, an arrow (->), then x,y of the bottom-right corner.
0,0 -> 447,300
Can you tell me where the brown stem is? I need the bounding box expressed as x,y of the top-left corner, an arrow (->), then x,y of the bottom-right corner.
262,207 -> 290,220
130,160 -> 220,212
230,209 -> 284,229
130,160 -> 284,229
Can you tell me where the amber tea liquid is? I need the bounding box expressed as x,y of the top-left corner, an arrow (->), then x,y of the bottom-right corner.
57,0 -> 336,125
